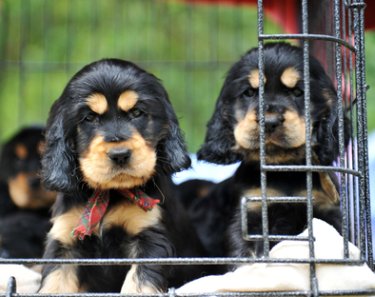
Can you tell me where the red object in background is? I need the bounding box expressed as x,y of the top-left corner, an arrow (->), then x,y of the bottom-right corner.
185,0 -> 375,32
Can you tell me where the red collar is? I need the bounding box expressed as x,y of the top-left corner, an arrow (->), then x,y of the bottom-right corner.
72,188 -> 160,240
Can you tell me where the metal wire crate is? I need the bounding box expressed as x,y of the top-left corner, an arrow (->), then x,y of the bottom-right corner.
0,0 -> 374,297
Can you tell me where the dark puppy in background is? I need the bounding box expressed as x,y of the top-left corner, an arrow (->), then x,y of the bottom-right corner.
196,42 -> 346,259
0,126 -> 56,258
0,126 -> 56,216
39,59 -> 207,293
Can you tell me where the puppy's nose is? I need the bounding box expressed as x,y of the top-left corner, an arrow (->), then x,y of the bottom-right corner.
28,177 -> 41,190
264,113 -> 284,133
107,148 -> 132,166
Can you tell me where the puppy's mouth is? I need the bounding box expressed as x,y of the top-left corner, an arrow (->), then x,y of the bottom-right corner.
79,135 -> 157,190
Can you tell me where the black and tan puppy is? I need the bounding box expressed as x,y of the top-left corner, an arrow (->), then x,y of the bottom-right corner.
196,42 -> 345,259
39,59 -> 207,293
0,126 -> 56,216
0,127 -> 56,259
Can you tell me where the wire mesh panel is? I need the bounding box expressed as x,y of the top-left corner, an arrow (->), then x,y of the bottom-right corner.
0,0 -> 374,297
249,0 -> 373,296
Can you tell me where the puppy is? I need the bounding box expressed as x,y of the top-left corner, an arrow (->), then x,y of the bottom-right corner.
39,59 -> 208,293
0,127 -> 56,259
196,42 -> 345,259
0,126 -> 56,216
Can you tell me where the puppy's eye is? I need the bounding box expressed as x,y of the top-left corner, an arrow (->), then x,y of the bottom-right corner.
291,87 -> 304,97
129,108 -> 143,118
84,113 -> 98,122
243,88 -> 257,98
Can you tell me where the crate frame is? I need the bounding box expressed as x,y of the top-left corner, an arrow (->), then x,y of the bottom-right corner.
1,0 -> 374,296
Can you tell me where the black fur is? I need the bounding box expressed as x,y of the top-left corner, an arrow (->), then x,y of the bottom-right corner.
0,126 -> 54,259
40,59 -> 207,293
194,43 -> 346,262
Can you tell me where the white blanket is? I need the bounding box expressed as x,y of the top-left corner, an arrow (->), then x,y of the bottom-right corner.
0,264 -> 41,293
177,219 -> 375,295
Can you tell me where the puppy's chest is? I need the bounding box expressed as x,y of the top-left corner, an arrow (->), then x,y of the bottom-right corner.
241,172 -> 336,210
99,201 -> 162,236
51,198 -> 162,247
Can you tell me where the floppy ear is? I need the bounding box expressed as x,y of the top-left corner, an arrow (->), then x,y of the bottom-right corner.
41,99 -> 79,193
160,118 -> 191,173
0,140 -> 14,180
314,86 -> 349,165
197,88 -> 242,165
157,93 -> 191,174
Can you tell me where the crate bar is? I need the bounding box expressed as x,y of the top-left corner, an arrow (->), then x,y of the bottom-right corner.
352,0 -> 372,266
242,234 -> 309,241
345,0 -> 360,248
258,34 -> 355,51
256,0 -> 270,257
347,0 -> 360,248
0,257 -> 367,266
334,0 -> 350,259
340,0 -> 352,248
300,0 -> 319,296
244,196 -> 311,203
2,290 -> 375,297
262,165 -> 360,176
354,0 -> 374,268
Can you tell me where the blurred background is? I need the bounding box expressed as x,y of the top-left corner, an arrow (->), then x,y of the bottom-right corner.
1,0 -> 374,153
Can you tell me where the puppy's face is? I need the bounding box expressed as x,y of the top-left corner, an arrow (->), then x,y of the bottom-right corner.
198,43 -> 340,165
42,59 -> 190,192
0,127 -> 56,208
77,90 -> 164,189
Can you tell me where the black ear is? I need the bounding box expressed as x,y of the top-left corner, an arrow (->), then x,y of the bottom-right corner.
41,99 -> 79,193
197,88 -> 242,165
314,87 -> 349,165
0,139 -> 14,180
160,118 -> 191,174
157,93 -> 191,174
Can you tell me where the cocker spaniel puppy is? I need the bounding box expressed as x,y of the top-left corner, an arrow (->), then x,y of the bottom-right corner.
0,126 -> 55,259
39,59 -> 206,293
196,42 -> 345,259
0,126 -> 55,215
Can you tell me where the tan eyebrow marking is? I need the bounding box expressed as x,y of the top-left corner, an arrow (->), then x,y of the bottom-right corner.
248,69 -> 267,89
86,93 -> 108,115
281,67 -> 300,88
118,90 -> 139,112
15,144 -> 28,159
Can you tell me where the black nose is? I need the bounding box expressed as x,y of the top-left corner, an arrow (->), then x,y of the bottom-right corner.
107,148 -> 132,166
264,113 -> 284,133
28,177 -> 41,190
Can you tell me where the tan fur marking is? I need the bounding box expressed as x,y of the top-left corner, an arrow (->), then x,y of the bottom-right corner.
243,188 -> 284,211
39,267 -> 82,293
283,110 -> 306,148
248,69 -> 267,89
120,265 -> 159,294
15,144 -> 28,159
295,188 -> 337,208
322,88 -> 336,107
80,133 -> 156,189
37,141 -> 46,155
118,90 -> 139,112
281,67 -> 300,88
234,110 -> 258,150
319,172 -> 340,204
49,206 -> 87,245
103,204 -> 161,236
86,93 -> 108,115
8,173 -> 56,209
